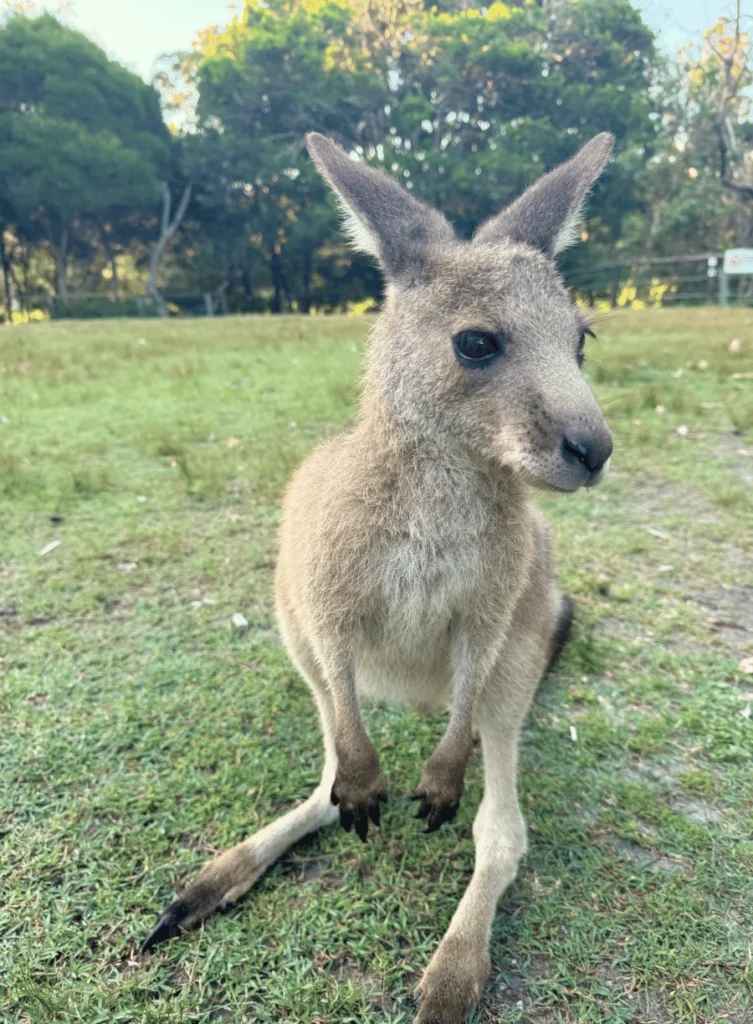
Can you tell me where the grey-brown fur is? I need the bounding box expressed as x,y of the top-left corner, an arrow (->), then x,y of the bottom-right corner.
143,132 -> 615,1024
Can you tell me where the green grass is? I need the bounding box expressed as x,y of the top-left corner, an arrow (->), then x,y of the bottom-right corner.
1,308 -> 752,1024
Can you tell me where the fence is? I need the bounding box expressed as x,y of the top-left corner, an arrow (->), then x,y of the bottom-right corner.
566,252 -> 752,308
6,292 -> 222,321
4,253 -> 753,321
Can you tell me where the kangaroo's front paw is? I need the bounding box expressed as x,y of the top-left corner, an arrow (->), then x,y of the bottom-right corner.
412,936 -> 490,1024
331,741 -> 387,842
411,750 -> 466,832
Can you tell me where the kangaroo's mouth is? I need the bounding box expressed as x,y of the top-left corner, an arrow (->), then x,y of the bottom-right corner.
495,416 -> 612,494
583,457 -> 610,487
514,451 -> 611,494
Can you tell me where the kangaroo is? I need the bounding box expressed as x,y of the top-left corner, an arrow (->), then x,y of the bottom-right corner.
142,131 -> 615,1024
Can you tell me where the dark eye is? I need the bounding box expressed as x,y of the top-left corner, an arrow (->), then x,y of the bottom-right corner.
578,327 -> 595,367
453,329 -> 504,367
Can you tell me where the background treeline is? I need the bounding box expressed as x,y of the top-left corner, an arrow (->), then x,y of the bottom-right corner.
0,0 -> 751,320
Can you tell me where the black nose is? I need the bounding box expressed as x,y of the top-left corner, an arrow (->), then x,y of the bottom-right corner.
562,433 -> 612,475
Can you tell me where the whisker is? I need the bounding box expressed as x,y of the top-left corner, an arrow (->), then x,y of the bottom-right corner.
583,311 -> 620,328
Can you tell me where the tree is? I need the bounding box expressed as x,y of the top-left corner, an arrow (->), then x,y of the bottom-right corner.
618,5 -> 753,267
0,13 -> 170,302
147,178 -> 193,317
0,0 -> 679,316
178,0 -> 390,312
0,192 -> 15,321
686,2 -> 753,202
382,0 -> 656,287
182,0 -> 656,311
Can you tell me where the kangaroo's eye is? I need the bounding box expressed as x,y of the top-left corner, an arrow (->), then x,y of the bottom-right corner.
453,329 -> 504,367
578,327 -> 595,367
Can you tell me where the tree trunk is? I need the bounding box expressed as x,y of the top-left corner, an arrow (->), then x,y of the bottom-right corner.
0,227 -> 13,323
300,249 -> 312,314
215,280 -> 229,315
52,227 -> 69,303
148,181 -> 192,317
270,249 -> 284,313
103,236 -> 119,300
241,266 -> 253,309
17,246 -> 34,315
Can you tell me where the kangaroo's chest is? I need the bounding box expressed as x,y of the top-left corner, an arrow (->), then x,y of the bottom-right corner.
376,527 -> 484,638
354,494 -> 503,708
355,538 -> 482,708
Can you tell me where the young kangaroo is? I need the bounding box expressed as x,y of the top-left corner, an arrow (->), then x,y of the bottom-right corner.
143,132 -> 615,1023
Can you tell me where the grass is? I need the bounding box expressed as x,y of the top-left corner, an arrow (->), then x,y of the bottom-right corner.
1,307 -> 752,1024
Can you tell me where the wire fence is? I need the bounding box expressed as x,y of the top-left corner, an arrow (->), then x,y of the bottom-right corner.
565,253 -> 741,308
2,291 -> 221,322
3,253 -> 753,321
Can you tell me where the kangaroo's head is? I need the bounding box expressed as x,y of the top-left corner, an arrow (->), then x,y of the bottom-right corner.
307,132 -> 614,492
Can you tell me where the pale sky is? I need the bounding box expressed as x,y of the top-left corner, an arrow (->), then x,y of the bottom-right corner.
59,0 -> 742,82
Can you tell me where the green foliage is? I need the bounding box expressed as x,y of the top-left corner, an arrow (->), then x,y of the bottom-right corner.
0,12 -> 166,154
620,15 -> 753,261
0,13 -> 170,300
0,1 -> 750,314
0,114 -> 163,220
176,0 -> 655,310
49,296 -> 157,319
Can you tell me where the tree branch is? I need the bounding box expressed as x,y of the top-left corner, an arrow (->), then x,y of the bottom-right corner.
148,182 -> 193,317
722,176 -> 753,200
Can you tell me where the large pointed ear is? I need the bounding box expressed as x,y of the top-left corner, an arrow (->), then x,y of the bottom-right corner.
306,133 -> 454,282
473,133 -> 614,255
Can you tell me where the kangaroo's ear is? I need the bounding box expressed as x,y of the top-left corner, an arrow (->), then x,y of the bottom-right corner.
306,133 -> 454,283
473,133 -> 614,255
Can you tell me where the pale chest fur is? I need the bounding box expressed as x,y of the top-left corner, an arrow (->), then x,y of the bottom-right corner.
354,458 -> 526,708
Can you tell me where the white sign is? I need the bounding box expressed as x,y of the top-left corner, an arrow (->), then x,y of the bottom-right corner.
723,248 -> 753,275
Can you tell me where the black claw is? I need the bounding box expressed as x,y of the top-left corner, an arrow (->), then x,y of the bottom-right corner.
354,808 -> 369,842
330,787 -> 340,806
416,799 -> 431,820
340,808 -> 354,832
141,905 -> 186,953
368,801 -> 381,827
409,789 -> 424,802
425,802 -> 459,833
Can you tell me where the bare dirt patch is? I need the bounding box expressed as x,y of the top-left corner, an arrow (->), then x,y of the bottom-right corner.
487,965 -> 528,1007
614,758 -> 725,825
699,585 -> 753,652
632,987 -> 676,1023
619,757 -> 687,788
602,834 -> 689,874
715,437 -> 753,486
670,796 -> 722,823
312,949 -> 397,1013
614,473 -> 721,525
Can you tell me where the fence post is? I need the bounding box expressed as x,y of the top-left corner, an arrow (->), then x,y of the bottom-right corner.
707,256 -> 718,304
719,269 -> 729,308
204,292 -> 214,317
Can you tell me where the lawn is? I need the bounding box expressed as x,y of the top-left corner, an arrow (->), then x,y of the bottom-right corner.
1,308 -> 752,1024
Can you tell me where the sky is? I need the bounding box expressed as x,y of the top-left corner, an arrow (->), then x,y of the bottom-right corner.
61,0 -> 738,82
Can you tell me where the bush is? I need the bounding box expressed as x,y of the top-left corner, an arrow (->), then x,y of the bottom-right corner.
50,296 -> 158,319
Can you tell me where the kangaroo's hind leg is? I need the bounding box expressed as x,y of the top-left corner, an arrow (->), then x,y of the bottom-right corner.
412,574 -> 568,1023
142,638 -> 339,951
